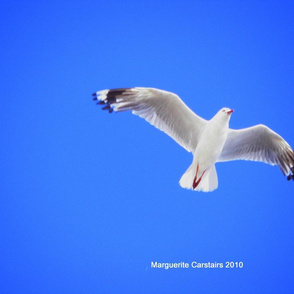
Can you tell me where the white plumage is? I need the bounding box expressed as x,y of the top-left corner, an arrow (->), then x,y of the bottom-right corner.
93,87 -> 294,192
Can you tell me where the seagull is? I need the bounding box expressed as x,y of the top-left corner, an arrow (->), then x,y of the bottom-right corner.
93,87 -> 294,192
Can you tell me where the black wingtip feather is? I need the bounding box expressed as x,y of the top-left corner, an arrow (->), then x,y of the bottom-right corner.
93,88 -> 132,113
287,166 -> 294,181
102,105 -> 111,110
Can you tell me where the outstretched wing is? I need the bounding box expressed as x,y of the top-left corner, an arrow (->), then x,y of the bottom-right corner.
93,87 -> 207,153
218,124 -> 294,178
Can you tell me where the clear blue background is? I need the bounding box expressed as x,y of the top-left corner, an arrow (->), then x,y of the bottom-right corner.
1,1 -> 294,293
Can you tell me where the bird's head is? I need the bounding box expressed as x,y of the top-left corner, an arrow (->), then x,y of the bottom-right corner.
213,107 -> 234,123
221,107 -> 234,115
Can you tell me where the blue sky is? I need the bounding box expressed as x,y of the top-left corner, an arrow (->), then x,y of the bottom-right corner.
1,1 -> 294,293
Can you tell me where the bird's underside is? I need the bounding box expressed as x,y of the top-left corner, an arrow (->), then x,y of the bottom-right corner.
93,87 -> 294,191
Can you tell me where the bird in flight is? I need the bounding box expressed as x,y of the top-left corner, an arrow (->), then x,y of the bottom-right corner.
93,87 -> 294,192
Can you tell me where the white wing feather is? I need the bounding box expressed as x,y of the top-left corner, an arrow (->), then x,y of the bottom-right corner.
94,87 -> 207,152
218,124 -> 294,175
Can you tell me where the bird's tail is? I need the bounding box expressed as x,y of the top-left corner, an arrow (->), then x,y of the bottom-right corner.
179,163 -> 218,192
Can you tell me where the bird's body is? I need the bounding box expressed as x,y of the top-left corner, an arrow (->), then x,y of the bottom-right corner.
93,87 -> 294,192
196,109 -> 231,169
181,109 -> 231,191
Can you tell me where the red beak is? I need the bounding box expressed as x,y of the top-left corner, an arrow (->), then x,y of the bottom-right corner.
227,109 -> 234,114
